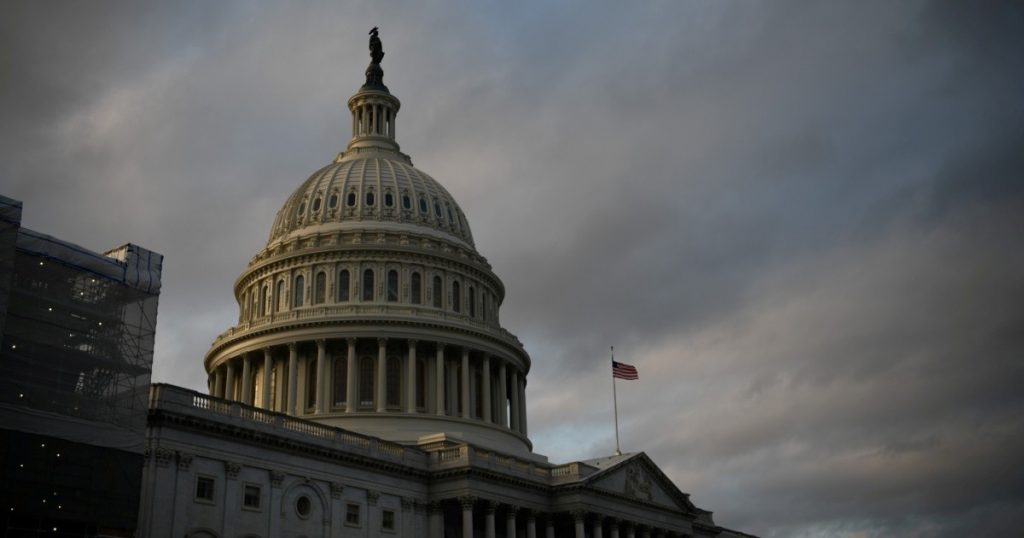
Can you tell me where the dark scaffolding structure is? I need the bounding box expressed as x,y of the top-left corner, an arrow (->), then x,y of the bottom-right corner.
0,195 -> 163,537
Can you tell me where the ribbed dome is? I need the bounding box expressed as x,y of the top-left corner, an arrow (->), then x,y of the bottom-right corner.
267,154 -> 475,249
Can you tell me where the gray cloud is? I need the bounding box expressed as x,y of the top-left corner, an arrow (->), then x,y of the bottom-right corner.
3,1 -> 1023,536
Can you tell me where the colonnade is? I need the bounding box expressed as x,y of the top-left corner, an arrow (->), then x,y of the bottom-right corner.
208,337 -> 528,436
352,101 -> 395,139
432,497 -> 690,538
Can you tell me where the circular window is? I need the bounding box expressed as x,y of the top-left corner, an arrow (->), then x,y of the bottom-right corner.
296,495 -> 311,518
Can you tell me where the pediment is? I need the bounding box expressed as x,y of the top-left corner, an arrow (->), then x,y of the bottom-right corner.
586,454 -> 696,512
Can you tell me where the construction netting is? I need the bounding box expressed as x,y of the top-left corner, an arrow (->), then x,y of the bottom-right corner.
0,218 -> 162,452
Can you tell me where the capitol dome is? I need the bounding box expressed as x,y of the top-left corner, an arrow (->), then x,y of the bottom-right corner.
203,31 -> 534,457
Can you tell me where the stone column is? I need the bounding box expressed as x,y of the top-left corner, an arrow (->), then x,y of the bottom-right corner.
406,340 -> 418,413
484,502 -> 496,538
435,345 -> 445,415
240,353 -> 253,405
315,339 -> 327,413
213,367 -> 224,398
545,518 -> 555,538
519,377 -> 528,435
428,502 -> 444,538
593,515 -> 604,538
526,511 -> 537,538
224,360 -> 236,401
509,369 -> 520,432
460,496 -> 475,538
497,361 -> 507,427
461,348 -> 471,418
346,338 -> 357,412
626,523 -> 636,538
572,511 -> 586,538
287,344 -> 297,414
481,356 -> 492,423
641,526 -> 651,538
609,518 -> 620,538
261,348 -> 273,409
377,338 -> 388,412
505,506 -> 518,538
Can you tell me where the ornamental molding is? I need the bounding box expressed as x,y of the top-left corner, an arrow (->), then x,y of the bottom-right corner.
153,447 -> 174,468
224,461 -> 241,479
177,452 -> 194,471
330,482 -> 344,499
270,470 -> 286,487
624,465 -> 654,503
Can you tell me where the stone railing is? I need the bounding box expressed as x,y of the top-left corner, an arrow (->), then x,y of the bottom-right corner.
149,384 -> 426,467
151,384 -> 591,486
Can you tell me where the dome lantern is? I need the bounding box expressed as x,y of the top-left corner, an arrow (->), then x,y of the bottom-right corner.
345,27 -> 401,154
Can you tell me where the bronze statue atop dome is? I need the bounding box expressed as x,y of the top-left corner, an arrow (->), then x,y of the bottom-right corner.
363,27 -> 388,92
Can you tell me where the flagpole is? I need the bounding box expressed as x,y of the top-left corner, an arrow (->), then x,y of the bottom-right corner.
612,345 -> 621,456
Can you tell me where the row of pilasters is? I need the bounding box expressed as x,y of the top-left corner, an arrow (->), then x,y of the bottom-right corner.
429,498 -> 688,538
208,337 -> 527,436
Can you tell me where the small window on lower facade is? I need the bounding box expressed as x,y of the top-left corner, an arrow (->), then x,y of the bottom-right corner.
346,503 -> 361,527
242,484 -> 261,510
382,509 -> 396,531
195,476 -> 215,503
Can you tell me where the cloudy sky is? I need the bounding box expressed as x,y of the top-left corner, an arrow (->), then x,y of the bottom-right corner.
3,1 -> 1023,536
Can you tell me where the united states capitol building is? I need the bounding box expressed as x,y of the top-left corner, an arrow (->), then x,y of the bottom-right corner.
140,30 -> 755,538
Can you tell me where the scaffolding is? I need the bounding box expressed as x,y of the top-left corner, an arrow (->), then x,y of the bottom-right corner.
0,219 -> 162,439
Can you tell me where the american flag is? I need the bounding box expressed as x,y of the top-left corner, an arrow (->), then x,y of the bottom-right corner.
612,360 -> 639,380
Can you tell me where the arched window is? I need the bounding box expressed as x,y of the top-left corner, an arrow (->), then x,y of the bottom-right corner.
314,272 -> 327,304
333,356 -> 347,407
419,197 -> 428,214
452,281 -> 461,313
432,276 -> 443,308
328,193 -> 338,208
384,192 -> 394,207
251,291 -> 259,319
359,356 -> 374,408
365,191 -> 375,207
297,202 -> 306,216
468,286 -> 475,318
276,280 -> 286,312
306,357 -> 317,410
362,269 -> 375,301
387,270 -> 398,302
347,192 -> 357,207
416,358 -> 427,409
434,202 -> 442,217
293,275 -> 305,307
386,357 -> 401,408
312,197 -> 322,212
337,269 -> 350,302
259,285 -> 268,317
402,194 -> 412,210
240,290 -> 247,321
410,272 -> 422,305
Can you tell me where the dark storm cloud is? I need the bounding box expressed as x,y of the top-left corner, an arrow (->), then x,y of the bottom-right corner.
3,1 -> 1023,536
